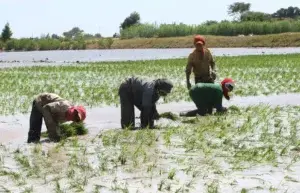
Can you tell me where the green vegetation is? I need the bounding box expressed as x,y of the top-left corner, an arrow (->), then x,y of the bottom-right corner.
1,105 -> 300,192
41,122 -> 88,139
1,23 -> 13,42
0,37 -> 115,51
120,20 -> 300,39
1,3 -> 300,51
120,3 -> 300,39
119,11 -> 140,31
1,54 -> 299,115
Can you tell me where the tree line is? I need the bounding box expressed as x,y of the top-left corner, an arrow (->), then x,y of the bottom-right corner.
0,2 -> 300,47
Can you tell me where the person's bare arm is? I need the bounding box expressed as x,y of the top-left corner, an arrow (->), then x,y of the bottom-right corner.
185,55 -> 193,89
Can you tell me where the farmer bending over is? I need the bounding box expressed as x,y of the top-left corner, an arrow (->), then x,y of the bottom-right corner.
180,78 -> 235,116
118,76 -> 173,129
27,93 -> 86,143
186,35 -> 217,89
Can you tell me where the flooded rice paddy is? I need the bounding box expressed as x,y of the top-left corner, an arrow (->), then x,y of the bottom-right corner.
0,48 -> 300,193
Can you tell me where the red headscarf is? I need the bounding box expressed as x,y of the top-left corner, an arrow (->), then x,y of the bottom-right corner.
221,78 -> 235,100
66,106 -> 86,122
194,35 -> 205,54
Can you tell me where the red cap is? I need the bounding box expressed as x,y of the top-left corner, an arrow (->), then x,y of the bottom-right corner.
194,35 -> 205,45
66,106 -> 86,122
221,78 -> 235,100
75,106 -> 86,121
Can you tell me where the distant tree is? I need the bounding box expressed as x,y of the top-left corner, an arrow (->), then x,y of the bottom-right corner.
203,20 -> 218,25
241,11 -> 272,22
1,22 -> 13,42
272,6 -> 300,19
83,33 -> 94,39
113,33 -> 120,38
228,2 -> 251,20
94,33 -> 102,38
220,20 -> 231,23
51,34 -> 60,39
63,27 -> 84,39
120,11 -> 141,30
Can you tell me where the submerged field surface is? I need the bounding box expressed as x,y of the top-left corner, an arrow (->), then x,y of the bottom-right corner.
0,54 -> 300,115
1,106 -> 300,193
0,53 -> 300,193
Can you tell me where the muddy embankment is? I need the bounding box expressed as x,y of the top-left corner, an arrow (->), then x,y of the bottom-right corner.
1,93 -> 299,145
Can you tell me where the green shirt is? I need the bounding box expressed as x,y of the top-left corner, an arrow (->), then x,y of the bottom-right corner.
189,83 -> 224,111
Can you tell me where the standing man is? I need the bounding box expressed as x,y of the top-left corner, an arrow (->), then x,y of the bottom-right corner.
27,93 -> 87,143
180,78 -> 235,117
186,35 -> 217,90
118,76 -> 173,129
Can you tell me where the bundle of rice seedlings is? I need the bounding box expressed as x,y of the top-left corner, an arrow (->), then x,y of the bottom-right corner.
41,122 -> 88,139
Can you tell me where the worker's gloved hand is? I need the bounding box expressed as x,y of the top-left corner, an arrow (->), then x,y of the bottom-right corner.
187,82 -> 191,90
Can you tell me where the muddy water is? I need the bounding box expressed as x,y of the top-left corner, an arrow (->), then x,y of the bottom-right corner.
1,93 -> 299,145
1,47 -> 300,68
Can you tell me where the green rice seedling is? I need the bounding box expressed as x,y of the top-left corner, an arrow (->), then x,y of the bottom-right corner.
167,168 -> 176,180
70,176 -> 88,192
41,122 -> 88,140
206,181 -> 219,193
269,186 -> 278,192
21,186 -> 34,193
158,180 -> 165,191
0,185 -> 11,193
54,180 -> 65,193
92,185 -> 102,193
14,154 -> 31,169
0,169 -> 21,180
241,188 -> 248,193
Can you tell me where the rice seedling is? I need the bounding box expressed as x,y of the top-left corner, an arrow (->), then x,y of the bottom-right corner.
1,54 -> 300,115
0,185 -> 11,193
206,180 -> 219,193
167,168 -> 176,180
41,122 -> 88,140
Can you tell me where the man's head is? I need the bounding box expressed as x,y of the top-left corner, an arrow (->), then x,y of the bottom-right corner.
194,35 -> 205,52
155,79 -> 173,97
221,78 -> 235,100
66,106 -> 86,122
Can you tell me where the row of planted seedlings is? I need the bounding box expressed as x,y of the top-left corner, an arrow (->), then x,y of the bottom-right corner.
0,54 -> 300,115
1,105 -> 300,192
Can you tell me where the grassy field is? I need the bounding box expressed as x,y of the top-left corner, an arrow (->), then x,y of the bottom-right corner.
0,54 -> 300,192
0,54 -> 300,115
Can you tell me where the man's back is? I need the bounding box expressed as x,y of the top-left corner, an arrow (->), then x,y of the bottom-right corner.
189,83 -> 223,106
126,77 -> 157,109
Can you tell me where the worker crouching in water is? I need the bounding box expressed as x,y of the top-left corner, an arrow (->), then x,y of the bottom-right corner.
27,93 -> 87,143
118,77 -> 173,129
180,78 -> 235,117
